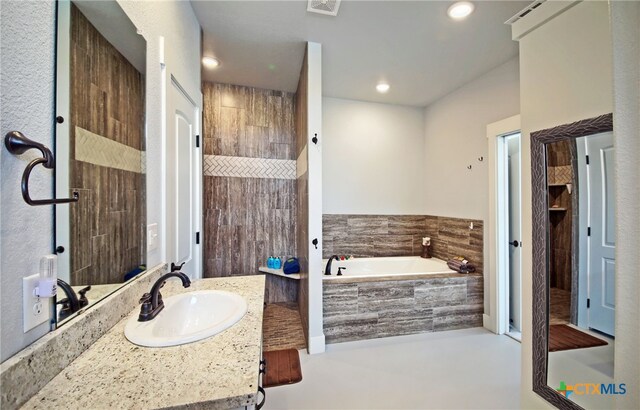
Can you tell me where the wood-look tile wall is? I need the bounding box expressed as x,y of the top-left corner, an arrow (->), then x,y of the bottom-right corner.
323,214 -> 484,274
323,274 -> 483,343
202,82 -> 297,278
296,48 -> 310,344
547,140 -> 574,291
69,5 -> 145,285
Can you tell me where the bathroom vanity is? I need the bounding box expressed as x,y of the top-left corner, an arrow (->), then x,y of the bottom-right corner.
23,275 -> 265,409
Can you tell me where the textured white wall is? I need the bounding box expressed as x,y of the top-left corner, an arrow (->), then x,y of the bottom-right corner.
0,0 -> 201,362
611,1 -> 640,407
119,1 -> 202,269
322,97 -> 425,215
421,58 -> 520,315
1,0 -> 57,362
517,2 -> 613,408
422,57 -> 520,220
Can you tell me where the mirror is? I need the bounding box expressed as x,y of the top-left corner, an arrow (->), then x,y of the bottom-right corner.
55,0 -> 147,325
531,114 -> 616,409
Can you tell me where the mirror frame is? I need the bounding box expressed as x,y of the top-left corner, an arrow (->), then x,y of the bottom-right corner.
531,113 -> 613,409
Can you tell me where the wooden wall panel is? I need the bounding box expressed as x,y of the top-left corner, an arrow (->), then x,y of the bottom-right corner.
546,140 -> 573,291
69,5 -> 145,285
202,82 -> 297,282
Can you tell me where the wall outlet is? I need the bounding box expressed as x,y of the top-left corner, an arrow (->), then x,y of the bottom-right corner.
23,274 -> 51,333
147,223 -> 158,251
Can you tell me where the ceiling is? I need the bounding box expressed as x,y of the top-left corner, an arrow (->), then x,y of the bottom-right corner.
191,1 -> 528,107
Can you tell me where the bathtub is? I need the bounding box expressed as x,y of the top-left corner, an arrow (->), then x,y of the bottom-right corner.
322,255 -> 483,344
322,256 -> 455,279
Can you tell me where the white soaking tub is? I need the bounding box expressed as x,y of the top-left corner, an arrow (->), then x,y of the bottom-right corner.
322,256 -> 455,279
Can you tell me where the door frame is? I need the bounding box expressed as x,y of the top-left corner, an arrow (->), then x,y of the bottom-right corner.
166,75 -> 202,279
486,114 -> 521,335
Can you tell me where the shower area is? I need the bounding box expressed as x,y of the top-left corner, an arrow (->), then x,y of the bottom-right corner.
201,45 -> 321,353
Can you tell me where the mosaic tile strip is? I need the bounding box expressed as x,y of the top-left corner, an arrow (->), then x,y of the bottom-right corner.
204,155 -> 296,179
75,127 -> 143,173
549,165 -> 572,184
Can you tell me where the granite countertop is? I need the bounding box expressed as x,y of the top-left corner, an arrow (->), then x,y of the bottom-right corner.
24,275 -> 265,410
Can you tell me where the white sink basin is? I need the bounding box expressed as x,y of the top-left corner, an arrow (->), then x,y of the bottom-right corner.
124,290 -> 247,347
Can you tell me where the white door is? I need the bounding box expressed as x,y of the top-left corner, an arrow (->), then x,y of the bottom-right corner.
506,134 -> 522,332
587,132 -> 615,336
167,78 -> 200,278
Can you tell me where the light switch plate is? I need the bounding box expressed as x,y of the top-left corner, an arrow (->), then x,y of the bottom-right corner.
147,223 -> 158,251
23,274 -> 51,333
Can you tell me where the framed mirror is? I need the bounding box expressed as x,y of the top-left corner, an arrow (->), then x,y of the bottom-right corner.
54,0 -> 147,325
531,113 -> 616,409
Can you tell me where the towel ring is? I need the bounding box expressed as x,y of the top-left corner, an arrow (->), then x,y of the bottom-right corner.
4,131 -> 79,206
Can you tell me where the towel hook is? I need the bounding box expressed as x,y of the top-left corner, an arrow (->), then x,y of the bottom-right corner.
477,156 -> 484,162
467,165 -> 472,170
4,131 -> 79,206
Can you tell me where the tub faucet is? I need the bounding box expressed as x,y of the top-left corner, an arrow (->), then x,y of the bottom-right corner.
138,271 -> 191,322
324,255 -> 340,275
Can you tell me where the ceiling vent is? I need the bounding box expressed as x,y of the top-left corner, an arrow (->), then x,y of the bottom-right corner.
307,0 -> 341,17
505,0 -> 546,25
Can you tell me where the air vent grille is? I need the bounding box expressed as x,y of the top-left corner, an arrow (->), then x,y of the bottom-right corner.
307,0 -> 341,17
505,0 -> 546,25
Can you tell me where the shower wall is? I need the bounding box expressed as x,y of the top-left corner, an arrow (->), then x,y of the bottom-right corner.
202,83 -> 297,282
70,4 -> 145,285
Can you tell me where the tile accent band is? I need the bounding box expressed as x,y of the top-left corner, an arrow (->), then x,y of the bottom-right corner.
204,155 -> 296,180
75,126 -> 143,173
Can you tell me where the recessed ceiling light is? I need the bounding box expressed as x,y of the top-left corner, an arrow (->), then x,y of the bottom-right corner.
202,56 -> 220,69
447,1 -> 475,20
376,83 -> 390,93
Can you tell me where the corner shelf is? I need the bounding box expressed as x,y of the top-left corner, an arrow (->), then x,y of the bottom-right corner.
258,266 -> 300,280
548,208 -> 567,212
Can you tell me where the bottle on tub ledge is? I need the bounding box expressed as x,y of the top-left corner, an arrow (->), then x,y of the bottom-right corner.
421,237 -> 432,259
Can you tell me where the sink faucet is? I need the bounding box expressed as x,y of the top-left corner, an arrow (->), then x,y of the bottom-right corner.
56,279 -> 91,321
324,255 -> 340,275
138,271 -> 191,322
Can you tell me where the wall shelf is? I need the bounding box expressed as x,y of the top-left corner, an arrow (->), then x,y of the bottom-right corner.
549,208 -> 567,212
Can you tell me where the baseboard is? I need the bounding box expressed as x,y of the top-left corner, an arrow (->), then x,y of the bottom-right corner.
483,314 -> 497,334
308,333 -> 325,354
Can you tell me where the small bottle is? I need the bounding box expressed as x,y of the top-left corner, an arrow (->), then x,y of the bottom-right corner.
267,256 -> 274,269
274,256 -> 281,270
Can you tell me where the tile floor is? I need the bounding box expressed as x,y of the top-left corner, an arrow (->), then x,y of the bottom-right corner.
263,302 -> 307,352
263,327 -> 521,409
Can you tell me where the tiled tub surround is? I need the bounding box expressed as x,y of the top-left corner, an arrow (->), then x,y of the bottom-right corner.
23,276 -> 266,410
323,273 -> 483,343
323,214 -> 484,274
1,264 -> 168,409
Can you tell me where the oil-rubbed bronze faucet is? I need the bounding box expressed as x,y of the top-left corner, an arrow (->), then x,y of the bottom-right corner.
324,255 -> 340,275
138,271 -> 191,322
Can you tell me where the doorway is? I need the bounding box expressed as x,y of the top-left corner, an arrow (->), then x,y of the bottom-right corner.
166,76 -> 202,279
486,114 -> 522,337
504,133 -> 522,336
576,131 -> 615,336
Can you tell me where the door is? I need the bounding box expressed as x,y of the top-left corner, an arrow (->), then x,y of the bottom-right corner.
506,134 -> 522,332
167,78 -> 200,278
587,132 -> 615,336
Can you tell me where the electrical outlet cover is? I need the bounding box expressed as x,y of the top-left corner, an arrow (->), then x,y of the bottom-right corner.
147,223 -> 158,251
23,273 -> 51,333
